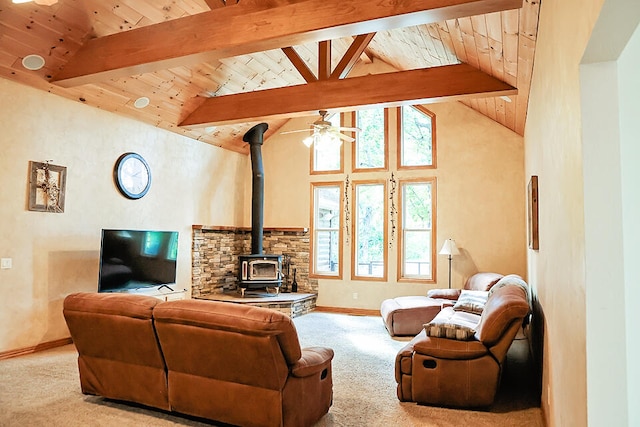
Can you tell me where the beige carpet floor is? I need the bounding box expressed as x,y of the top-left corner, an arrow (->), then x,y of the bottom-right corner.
0,312 -> 543,427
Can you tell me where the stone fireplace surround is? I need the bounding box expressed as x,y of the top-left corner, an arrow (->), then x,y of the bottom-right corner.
192,225 -> 318,300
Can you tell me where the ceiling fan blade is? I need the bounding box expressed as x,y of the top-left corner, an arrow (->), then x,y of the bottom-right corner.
336,126 -> 360,133
337,132 -> 355,143
280,129 -> 312,135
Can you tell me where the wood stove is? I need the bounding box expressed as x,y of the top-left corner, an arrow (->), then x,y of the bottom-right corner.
238,254 -> 283,297
238,123 -> 283,296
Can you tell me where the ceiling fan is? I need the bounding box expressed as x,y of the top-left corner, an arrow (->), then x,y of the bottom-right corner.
280,110 -> 360,146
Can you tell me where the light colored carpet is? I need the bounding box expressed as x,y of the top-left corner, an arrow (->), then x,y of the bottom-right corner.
0,312 -> 543,427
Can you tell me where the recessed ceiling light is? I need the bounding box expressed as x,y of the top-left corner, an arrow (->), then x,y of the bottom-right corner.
500,95 -> 512,103
22,54 -> 45,71
204,126 -> 218,133
12,0 -> 59,5
134,97 -> 150,109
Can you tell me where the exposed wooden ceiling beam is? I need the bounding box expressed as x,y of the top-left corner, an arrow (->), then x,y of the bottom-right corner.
282,47 -> 317,82
318,41 -> 332,80
179,63 -> 517,128
331,33 -> 376,79
203,0 -> 231,9
51,0 -> 523,87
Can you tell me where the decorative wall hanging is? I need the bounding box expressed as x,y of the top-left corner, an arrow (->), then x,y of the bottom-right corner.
389,172 -> 397,246
28,160 -> 66,213
528,175 -> 539,250
344,175 -> 350,244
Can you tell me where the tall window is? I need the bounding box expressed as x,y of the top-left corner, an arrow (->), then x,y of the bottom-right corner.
311,183 -> 342,277
398,105 -> 435,169
353,108 -> 388,172
399,179 -> 436,281
352,180 -> 387,280
311,113 -> 344,174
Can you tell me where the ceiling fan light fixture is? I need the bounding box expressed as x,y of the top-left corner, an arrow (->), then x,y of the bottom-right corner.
305,131 -> 341,149
302,135 -> 314,147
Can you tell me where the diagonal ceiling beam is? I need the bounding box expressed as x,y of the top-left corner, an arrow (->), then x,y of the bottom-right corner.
51,0 -> 523,87
282,47 -> 317,83
179,63 -> 517,128
203,0 -> 233,9
331,33 -> 376,79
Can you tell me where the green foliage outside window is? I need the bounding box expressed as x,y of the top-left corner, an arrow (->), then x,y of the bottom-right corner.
402,182 -> 433,278
356,109 -> 385,169
401,106 -> 433,167
355,183 -> 385,277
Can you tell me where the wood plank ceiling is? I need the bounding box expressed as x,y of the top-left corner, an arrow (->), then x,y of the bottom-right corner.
0,0 -> 540,154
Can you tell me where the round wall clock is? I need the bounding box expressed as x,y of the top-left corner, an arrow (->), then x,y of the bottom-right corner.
114,152 -> 151,199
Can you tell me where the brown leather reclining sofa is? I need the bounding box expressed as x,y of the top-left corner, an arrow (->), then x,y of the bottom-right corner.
381,272 -> 504,336
63,292 -> 334,427
394,276 -> 531,407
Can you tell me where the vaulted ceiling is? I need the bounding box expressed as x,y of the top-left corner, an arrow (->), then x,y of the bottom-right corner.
0,0 -> 539,154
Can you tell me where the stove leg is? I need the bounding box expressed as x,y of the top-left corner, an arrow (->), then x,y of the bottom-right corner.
240,287 -> 246,298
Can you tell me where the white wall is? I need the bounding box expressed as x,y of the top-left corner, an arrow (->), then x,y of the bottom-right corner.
0,78 -> 248,353
617,18 -> 640,426
579,1 -> 640,425
581,61 -> 628,427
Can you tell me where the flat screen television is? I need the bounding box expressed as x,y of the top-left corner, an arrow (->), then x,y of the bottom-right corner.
98,229 -> 178,293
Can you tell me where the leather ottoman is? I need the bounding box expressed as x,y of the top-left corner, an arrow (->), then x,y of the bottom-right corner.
381,296 -> 445,336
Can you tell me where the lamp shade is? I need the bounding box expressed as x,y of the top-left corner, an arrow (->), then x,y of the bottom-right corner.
439,239 -> 459,256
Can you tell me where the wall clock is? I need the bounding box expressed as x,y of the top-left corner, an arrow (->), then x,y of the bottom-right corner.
114,152 -> 151,199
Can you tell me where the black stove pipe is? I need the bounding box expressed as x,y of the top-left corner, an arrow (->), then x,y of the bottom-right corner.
243,122 -> 269,255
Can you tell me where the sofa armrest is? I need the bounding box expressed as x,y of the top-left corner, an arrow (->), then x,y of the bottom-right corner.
412,333 -> 488,360
290,346 -> 334,378
426,288 -> 461,300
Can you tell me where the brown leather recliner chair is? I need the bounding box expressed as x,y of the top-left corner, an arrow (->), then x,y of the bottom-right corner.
395,283 -> 530,407
153,299 -> 334,427
63,292 -> 170,410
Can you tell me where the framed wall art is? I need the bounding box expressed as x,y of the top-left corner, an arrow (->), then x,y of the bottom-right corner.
528,175 -> 539,250
28,161 -> 67,213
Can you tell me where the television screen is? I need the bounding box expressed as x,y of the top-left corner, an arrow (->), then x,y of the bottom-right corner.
98,229 -> 178,293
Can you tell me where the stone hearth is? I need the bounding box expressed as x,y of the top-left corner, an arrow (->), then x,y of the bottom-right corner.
192,225 -> 318,298
196,292 -> 316,318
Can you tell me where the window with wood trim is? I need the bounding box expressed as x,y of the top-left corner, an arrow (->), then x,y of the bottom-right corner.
311,113 -> 344,174
310,182 -> 343,278
398,178 -> 436,282
397,105 -> 436,169
353,108 -> 388,172
352,180 -> 388,281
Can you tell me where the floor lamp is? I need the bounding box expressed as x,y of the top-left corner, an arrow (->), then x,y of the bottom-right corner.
439,238 -> 459,289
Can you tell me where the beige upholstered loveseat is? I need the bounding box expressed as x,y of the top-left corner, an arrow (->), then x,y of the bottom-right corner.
63,292 -> 334,427
394,276 -> 531,407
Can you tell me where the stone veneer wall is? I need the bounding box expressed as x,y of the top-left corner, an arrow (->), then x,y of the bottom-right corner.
192,226 -> 318,298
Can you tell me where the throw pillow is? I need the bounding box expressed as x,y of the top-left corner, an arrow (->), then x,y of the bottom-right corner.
453,290 -> 489,314
488,274 -> 529,297
423,322 -> 476,341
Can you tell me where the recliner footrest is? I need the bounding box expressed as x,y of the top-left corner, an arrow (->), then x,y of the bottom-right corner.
380,296 -> 445,336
